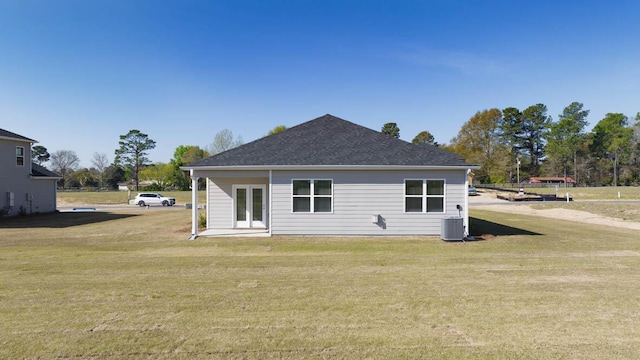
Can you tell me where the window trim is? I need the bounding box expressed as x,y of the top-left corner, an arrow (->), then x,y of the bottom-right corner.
16,146 -> 25,166
403,178 -> 446,214
291,179 -> 334,213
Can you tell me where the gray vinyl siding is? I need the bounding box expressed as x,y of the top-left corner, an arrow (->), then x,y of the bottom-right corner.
270,170 -> 467,236
19,180 -> 57,214
0,138 -> 58,215
207,176 -> 269,228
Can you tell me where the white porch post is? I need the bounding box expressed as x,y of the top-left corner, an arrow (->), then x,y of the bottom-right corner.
189,170 -> 200,240
268,169 -> 273,236
464,169 -> 470,237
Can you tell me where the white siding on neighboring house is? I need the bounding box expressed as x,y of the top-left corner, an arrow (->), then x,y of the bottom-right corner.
23,179 -> 57,214
270,170 -> 467,236
0,138 -> 30,185
1,136 -> 58,216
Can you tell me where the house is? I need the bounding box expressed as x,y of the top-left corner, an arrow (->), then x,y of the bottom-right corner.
0,129 -> 61,216
118,180 -> 154,191
117,181 -> 132,191
528,176 -> 576,186
181,114 -> 479,238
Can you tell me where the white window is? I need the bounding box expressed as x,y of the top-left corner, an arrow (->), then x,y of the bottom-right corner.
16,146 -> 25,166
292,179 -> 333,213
404,179 -> 445,213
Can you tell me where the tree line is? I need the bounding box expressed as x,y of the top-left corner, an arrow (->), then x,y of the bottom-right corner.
443,103 -> 639,186
34,128 -> 246,191
34,106 -> 639,191
382,103 -> 639,186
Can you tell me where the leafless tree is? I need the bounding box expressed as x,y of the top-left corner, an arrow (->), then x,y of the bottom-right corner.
50,150 -> 80,188
91,152 -> 110,188
208,129 -> 243,154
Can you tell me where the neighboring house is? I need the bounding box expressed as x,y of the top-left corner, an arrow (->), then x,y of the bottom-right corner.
528,177 -> 576,186
0,129 -> 61,216
118,180 -> 154,191
181,114 -> 479,238
117,182 -> 131,191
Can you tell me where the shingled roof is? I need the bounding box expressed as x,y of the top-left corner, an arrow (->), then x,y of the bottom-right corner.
0,128 -> 36,143
31,163 -> 62,178
187,114 -> 474,168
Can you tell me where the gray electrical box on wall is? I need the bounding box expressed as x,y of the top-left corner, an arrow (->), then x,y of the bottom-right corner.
6,192 -> 14,206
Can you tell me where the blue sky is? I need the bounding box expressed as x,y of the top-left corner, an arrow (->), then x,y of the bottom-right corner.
1,1 -> 639,167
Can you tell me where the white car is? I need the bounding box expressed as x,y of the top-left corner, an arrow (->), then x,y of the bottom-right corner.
134,193 -> 176,207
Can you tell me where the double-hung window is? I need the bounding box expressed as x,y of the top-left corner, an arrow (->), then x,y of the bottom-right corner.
16,146 -> 25,166
292,179 -> 333,213
404,179 -> 445,213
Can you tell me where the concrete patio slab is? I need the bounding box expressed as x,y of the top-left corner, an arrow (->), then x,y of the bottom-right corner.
196,228 -> 270,237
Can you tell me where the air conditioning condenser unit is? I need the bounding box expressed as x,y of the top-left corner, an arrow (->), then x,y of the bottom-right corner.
441,217 -> 464,241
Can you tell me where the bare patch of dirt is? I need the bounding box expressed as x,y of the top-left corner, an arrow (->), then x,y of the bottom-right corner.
473,204 -> 640,231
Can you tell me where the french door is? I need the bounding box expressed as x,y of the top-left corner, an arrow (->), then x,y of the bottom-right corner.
233,185 -> 266,228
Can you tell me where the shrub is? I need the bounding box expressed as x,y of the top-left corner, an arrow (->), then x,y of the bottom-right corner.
199,213 -> 206,229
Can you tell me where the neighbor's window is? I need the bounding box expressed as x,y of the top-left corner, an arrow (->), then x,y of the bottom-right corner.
404,179 -> 445,213
16,146 -> 25,166
292,179 -> 333,213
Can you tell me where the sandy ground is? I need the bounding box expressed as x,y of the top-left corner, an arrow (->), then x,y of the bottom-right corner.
469,191 -> 640,231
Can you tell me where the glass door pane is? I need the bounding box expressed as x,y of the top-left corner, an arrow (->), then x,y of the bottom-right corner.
252,188 -> 263,222
236,188 -> 246,222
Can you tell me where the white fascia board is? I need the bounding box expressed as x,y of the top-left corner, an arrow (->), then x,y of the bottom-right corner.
181,165 -> 480,171
0,136 -> 36,144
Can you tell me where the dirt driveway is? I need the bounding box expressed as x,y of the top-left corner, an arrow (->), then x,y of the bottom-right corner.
469,191 -> 640,231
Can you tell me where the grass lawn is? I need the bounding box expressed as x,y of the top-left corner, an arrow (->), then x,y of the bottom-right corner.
2,209 -> 640,358
57,190 -> 206,205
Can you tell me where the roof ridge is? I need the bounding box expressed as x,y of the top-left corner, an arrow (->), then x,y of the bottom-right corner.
185,114 -> 474,167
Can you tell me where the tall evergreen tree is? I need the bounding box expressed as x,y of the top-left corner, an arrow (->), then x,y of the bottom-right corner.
31,145 -> 50,166
115,130 -> 156,191
381,123 -> 400,138
521,104 -> 551,176
590,113 -> 632,185
412,131 -> 437,146
545,102 -> 589,184
498,107 -> 525,182
498,107 -> 524,158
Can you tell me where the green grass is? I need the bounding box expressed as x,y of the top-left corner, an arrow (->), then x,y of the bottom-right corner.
2,209 -> 640,358
58,190 -> 206,205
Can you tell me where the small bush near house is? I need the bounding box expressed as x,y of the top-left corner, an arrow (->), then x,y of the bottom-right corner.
199,212 -> 206,229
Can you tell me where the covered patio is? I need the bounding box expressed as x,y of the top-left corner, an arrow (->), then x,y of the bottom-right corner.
186,170 -> 271,240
